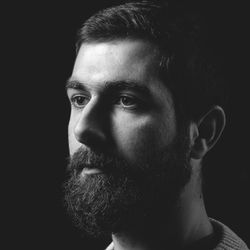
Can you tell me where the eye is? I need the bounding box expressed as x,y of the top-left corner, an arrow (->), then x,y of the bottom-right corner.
117,95 -> 139,109
70,95 -> 90,109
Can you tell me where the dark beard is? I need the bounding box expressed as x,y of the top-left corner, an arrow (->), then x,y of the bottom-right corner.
64,130 -> 192,238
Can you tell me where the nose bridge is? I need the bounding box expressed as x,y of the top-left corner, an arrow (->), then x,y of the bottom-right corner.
74,97 -> 106,144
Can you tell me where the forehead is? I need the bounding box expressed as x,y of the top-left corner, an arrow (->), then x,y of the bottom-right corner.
72,39 -> 161,86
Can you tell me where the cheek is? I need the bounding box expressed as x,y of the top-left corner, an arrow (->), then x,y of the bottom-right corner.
112,114 -> 175,162
68,116 -> 80,156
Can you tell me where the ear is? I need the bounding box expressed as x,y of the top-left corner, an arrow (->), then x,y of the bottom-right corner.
190,106 -> 226,160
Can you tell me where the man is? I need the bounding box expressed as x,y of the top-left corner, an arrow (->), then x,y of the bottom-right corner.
64,1 -> 249,249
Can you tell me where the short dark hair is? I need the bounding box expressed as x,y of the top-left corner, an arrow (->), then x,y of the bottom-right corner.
76,0 -> 228,122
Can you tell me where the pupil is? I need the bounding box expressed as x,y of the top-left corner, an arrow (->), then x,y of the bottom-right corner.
77,96 -> 84,104
122,97 -> 131,105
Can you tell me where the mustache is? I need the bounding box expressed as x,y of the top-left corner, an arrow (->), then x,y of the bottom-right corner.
68,147 -> 130,175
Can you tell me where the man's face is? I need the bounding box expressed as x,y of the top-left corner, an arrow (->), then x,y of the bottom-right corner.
67,40 -> 177,162
65,40 -> 191,236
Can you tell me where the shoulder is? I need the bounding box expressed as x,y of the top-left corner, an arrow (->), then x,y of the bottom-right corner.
210,218 -> 249,250
104,220 -> 249,250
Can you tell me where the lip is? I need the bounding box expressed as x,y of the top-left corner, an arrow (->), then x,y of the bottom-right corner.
81,168 -> 103,175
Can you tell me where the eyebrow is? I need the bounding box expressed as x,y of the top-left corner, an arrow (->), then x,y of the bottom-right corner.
65,79 -> 86,91
65,79 -> 152,97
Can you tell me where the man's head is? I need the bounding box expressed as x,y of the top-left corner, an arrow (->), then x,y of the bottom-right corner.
64,1 -> 226,238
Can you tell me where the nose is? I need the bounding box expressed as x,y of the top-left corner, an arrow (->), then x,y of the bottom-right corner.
74,98 -> 108,150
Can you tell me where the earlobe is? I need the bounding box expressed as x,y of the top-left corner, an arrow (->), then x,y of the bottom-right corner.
190,106 -> 226,160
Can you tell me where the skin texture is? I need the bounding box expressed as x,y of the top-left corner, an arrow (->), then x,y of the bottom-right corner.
66,39 -> 226,250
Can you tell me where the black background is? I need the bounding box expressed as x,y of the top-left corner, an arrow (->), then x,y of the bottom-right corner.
4,0 -> 249,249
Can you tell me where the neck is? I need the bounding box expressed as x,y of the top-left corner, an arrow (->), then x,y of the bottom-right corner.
111,169 -> 213,250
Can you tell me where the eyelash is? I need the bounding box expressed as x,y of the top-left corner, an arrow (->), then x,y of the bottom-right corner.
115,95 -> 140,109
70,94 -> 142,110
